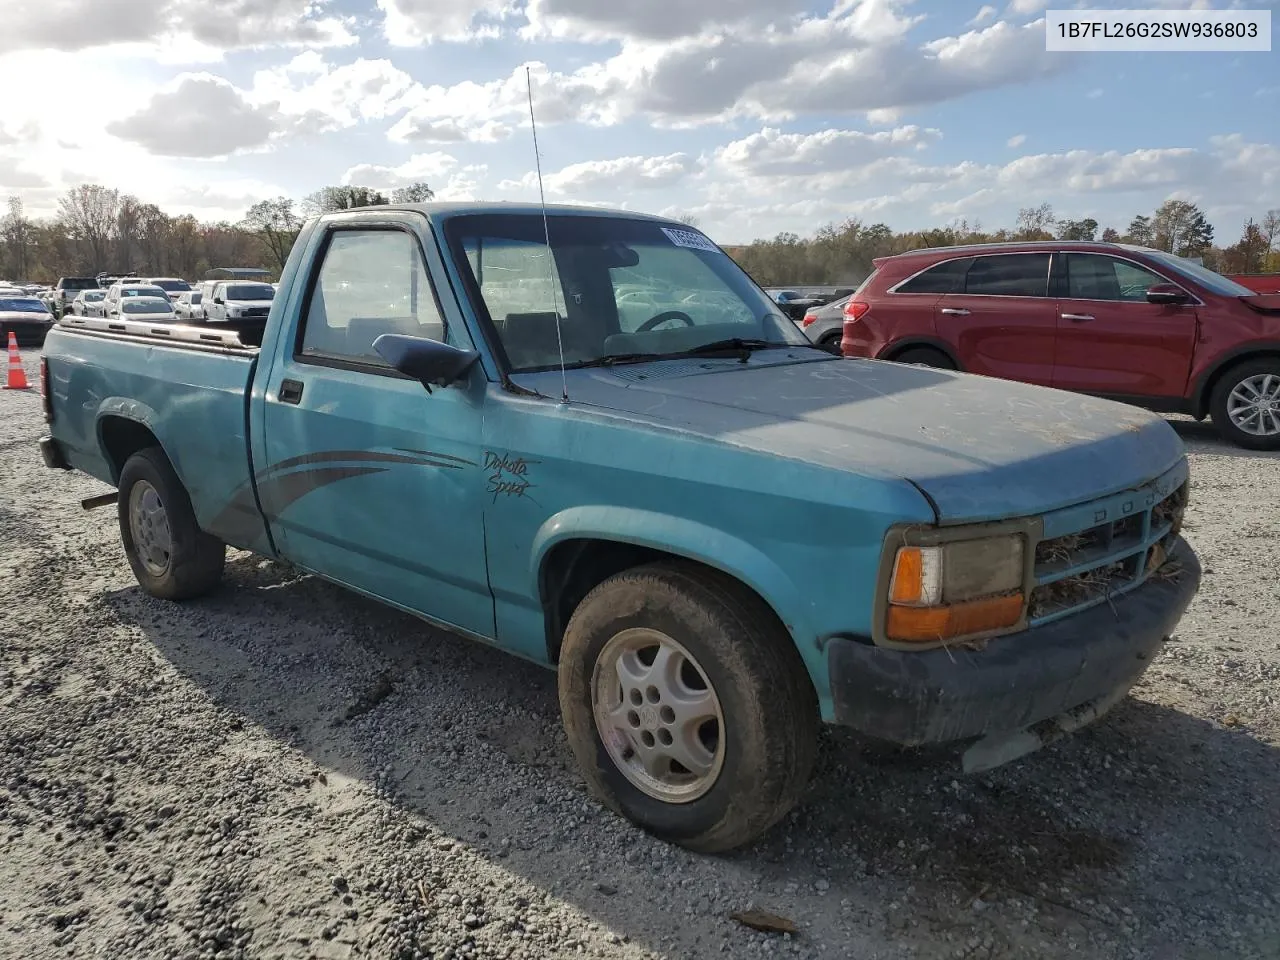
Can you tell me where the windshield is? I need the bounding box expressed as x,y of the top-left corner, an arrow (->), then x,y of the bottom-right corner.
121,286 -> 167,298
0,298 -> 48,313
151,279 -> 191,292
122,299 -> 173,315
189,292 -> 203,303
61,278 -> 99,291
1145,252 -> 1255,297
226,284 -> 275,301
445,214 -> 805,372
82,291 -> 105,300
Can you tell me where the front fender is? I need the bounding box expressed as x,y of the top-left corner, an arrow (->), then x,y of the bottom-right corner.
531,505 -> 831,710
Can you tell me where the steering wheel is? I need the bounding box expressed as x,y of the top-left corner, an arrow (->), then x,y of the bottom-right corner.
637,310 -> 695,332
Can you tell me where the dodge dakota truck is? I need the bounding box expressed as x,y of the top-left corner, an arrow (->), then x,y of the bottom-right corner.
39,203 -> 1200,853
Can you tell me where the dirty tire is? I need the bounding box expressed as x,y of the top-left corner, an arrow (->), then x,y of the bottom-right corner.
891,347 -> 955,369
117,447 -> 225,600
1209,358 -> 1280,451
819,332 -> 843,355
558,561 -> 819,853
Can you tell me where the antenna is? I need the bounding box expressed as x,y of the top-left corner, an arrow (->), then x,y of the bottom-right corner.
527,66 -> 569,404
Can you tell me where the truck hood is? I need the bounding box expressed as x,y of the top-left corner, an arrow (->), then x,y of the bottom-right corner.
514,356 -> 1184,523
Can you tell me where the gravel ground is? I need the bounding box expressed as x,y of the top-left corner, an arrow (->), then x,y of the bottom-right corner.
2,348 -> 1278,960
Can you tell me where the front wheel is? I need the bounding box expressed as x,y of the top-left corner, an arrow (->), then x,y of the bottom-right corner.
117,447 -> 225,599
1209,360 -> 1280,450
558,562 -> 818,853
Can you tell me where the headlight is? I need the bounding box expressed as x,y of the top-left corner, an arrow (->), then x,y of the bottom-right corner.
885,534 -> 1025,644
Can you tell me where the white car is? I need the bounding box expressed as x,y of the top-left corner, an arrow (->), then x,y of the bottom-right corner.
143,277 -> 193,304
71,289 -> 108,317
203,281 -> 275,323
104,283 -> 170,318
117,296 -> 177,323
173,290 -> 203,320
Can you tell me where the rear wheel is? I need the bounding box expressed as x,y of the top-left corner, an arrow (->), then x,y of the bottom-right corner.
558,562 -> 818,853
819,332 -> 843,355
891,346 -> 956,369
117,447 -> 225,599
1209,359 -> 1280,450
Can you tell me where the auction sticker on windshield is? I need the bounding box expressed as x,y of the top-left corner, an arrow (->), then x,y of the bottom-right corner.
661,227 -> 721,253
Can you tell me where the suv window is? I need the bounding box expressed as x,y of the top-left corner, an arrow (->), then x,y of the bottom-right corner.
1064,254 -> 1166,302
895,258 -> 972,294
964,254 -> 1051,297
301,229 -> 446,364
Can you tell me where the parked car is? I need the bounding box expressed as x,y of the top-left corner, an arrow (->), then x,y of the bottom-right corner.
118,296 -> 177,322
799,294 -> 851,353
173,290 -> 203,320
50,277 -> 100,317
39,203 -> 1199,853
1227,273 -> 1280,294
70,289 -> 108,317
767,288 -> 827,322
143,277 -> 193,303
103,283 -> 169,317
0,294 -> 54,346
840,241 -> 1280,449
201,281 -> 274,323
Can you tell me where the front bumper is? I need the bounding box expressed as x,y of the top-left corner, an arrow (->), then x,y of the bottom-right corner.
828,538 -> 1200,750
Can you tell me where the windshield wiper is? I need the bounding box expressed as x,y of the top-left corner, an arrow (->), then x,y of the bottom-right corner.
573,352 -> 665,368
667,338 -> 798,362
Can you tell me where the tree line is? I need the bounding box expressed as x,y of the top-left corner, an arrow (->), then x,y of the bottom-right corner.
0,182 -> 434,282
2,183 -> 1276,286
721,199 -> 1280,287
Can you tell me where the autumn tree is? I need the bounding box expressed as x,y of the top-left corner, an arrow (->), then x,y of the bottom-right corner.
302,186 -> 390,216
390,182 -> 435,204
1,197 -> 33,277
242,198 -> 302,272
1056,217 -> 1098,241
1125,215 -> 1154,246
1223,220 -> 1270,274
57,184 -> 120,271
1101,226 -> 1121,243
1152,199 -> 1214,257
1262,209 -> 1280,270
1014,203 -> 1055,240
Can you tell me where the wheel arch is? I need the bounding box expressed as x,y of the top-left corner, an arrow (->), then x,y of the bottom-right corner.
1190,344 -> 1280,419
533,509 -> 819,689
96,400 -> 167,485
879,337 -> 962,368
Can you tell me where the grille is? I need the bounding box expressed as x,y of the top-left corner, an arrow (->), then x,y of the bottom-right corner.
1028,470 -> 1188,624
243,307 -> 270,318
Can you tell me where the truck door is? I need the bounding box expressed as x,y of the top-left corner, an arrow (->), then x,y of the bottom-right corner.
256,218 -> 495,639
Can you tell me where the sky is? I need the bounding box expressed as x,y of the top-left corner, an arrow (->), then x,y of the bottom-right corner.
0,0 -> 1276,244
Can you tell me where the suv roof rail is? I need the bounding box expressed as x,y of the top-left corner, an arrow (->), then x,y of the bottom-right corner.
895,239 -> 1126,257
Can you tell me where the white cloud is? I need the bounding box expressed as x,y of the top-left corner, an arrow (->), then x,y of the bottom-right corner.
1005,0 -> 1049,15
969,4 -> 997,25
341,153 -> 460,191
387,116 -> 513,144
378,0 -> 514,43
250,55 -> 417,136
714,125 -> 941,177
7,0 -> 355,54
1007,133 -> 1026,147
106,75 -> 278,158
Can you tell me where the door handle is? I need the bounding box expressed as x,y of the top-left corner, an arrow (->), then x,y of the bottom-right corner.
1061,313 -> 1095,322
278,379 -> 304,404
940,308 -> 970,316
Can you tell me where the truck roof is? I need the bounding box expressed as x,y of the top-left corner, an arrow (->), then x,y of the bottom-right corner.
320,201 -> 681,224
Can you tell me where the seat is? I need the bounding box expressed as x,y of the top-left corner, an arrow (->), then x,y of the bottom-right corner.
500,312 -> 564,368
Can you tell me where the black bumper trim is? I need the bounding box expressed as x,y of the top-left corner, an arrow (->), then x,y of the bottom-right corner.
39,436 -> 72,471
829,538 -> 1201,746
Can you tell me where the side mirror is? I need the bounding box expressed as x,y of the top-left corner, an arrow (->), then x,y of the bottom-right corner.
1147,283 -> 1190,305
213,297 -> 224,304
374,334 -> 479,391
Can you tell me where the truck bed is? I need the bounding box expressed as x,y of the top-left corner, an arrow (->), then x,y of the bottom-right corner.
43,317 -> 271,552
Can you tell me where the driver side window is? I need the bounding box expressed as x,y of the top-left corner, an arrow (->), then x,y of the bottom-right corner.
1065,254 -> 1166,302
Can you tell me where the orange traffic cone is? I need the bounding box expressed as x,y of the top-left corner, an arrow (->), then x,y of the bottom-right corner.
4,332 -> 29,390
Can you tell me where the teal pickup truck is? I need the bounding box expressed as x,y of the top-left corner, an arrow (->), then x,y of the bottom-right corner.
39,203 -> 1200,852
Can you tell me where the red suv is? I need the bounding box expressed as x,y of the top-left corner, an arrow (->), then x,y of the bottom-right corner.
841,241 -> 1280,449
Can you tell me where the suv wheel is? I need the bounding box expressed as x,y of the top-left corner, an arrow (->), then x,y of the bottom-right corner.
819,332 -> 842,355
1210,359 -> 1280,450
892,347 -> 956,370
558,562 -> 818,853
